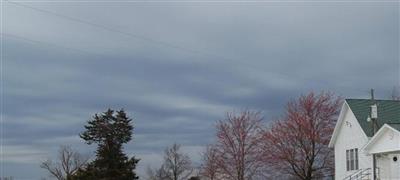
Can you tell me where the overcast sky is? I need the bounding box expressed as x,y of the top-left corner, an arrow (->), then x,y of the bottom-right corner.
2,1 -> 399,179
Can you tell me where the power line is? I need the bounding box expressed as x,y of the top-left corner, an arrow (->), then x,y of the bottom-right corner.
2,33 -> 191,64
6,0 -> 230,61
2,33 -> 105,56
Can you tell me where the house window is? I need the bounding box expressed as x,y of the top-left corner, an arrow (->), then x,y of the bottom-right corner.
346,148 -> 359,171
346,150 -> 350,171
355,149 -> 359,170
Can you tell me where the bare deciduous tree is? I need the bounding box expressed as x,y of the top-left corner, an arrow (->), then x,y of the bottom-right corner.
164,143 -> 193,180
149,143 -> 193,180
200,145 -> 219,180
146,165 -> 169,180
261,92 -> 341,180
40,145 -> 89,180
205,110 -> 264,180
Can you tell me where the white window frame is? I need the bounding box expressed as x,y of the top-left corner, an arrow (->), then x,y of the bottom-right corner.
355,148 -> 358,170
346,150 -> 350,171
346,148 -> 359,171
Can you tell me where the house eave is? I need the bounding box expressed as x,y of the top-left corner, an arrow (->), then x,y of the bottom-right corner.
362,124 -> 400,154
328,102 -> 348,148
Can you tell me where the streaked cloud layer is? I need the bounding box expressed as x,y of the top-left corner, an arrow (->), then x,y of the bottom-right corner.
2,1 -> 399,179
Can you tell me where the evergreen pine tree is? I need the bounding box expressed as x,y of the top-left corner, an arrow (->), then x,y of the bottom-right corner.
73,109 -> 139,180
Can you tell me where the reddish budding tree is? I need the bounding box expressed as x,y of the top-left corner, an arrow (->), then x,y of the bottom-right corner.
200,145 -> 219,180
203,110 -> 264,180
262,92 -> 341,180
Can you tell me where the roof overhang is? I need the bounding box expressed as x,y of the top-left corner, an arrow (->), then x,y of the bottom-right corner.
328,101 -> 349,148
363,124 -> 400,154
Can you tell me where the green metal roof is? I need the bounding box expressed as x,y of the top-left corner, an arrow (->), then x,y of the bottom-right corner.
346,99 -> 400,137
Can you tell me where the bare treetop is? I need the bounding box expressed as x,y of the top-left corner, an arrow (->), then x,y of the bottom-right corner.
262,92 -> 341,180
147,143 -> 193,180
40,145 -> 89,180
203,110 -> 264,180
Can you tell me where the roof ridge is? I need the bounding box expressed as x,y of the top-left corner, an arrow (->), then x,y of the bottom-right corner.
346,98 -> 400,102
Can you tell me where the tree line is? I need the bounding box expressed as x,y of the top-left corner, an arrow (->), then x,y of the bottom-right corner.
41,92 -> 341,180
41,109 -> 139,180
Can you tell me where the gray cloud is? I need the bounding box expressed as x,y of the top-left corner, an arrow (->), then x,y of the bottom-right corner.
2,1 -> 399,179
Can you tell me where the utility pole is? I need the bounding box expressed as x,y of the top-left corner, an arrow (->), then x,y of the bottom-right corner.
370,89 -> 378,180
371,89 -> 374,101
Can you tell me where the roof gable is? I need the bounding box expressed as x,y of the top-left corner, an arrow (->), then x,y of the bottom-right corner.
345,99 -> 400,137
329,102 -> 350,147
363,124 -> 400,154
329,101 -> 372,148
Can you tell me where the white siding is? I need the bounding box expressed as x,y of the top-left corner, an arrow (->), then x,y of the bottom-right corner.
333,107 -> 372,180
377,153 -> 400,180
366,127 -> 400,180
367,127 -> 400,154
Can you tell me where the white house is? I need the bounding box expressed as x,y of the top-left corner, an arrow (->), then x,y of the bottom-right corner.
329,99 -> 400,180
